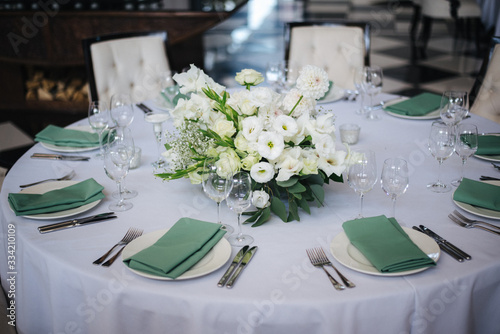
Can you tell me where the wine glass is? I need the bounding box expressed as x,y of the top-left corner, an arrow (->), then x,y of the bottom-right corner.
439,91 -> 468,128
159,71 -> 179,108
202,159 -> 234,233
360,66 -> 383,120
347,149 -> 377,218
144,110 -> 170,168
265,61 -> 281,91
451,123 -> 478,187
110,93 -> 135,132
103,129 -> 134,211
427,121 -> 456,193
353,67 -> 367,115
226,171 -> 254,246
278,60 -> 299,93
88,101 -> 110,159
381,158 -> 409,218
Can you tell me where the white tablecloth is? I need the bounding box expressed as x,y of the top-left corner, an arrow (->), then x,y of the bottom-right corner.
1,94 -> 500,334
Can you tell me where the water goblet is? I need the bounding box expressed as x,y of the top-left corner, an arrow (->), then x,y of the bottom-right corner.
265,61 -> 281,91
144,110 -> 170,169
439,91 -> 468,128
451,123 -> 478,187
347,149 -> 377,218
110,93 -> 135,132
360,66 -> 383,120
108,127 -> 138,200
353,67 -> 367,115
381,158 -> 409,218
278,60 -> 299,93
427,121 -> 456,193
103,130 -> 134,212
202,159 -> 234,233
88,101 -> 110,159
226,171 -> 253,246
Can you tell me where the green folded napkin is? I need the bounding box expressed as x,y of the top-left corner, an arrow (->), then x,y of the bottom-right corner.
476,135 -> 500,155
123,218 -> 226,279
8,178 -> 105,216
453,178 -> 500,211
384,92 -> 442,116
35,125 -> 100,147
342,215 -> 436,273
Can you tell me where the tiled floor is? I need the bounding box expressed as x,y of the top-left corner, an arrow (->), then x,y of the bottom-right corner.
203,0 -> 488,97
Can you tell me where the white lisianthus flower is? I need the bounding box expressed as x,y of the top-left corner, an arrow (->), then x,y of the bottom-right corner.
318,150 -> 347,177
252,190 -> 270,208
174,64 -> 225,94
241,153 -> 260,171
314,133 -> 336,158
314,113 -> 336,135
276,155 -> 303,182
235,69 -> 265,87
250,162 -> 275,183
296,65 -> 330,100
273,115 -> 298,139
257,131 -> 285,161
241,116 -> 264,141
212,119 -> 236,139
282,88 -> 316,117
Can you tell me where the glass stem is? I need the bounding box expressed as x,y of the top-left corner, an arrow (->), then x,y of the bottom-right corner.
98,131 -> 104,155
236,213 -> 243,240
391,195 -> 397,218
117,181 -> 124,207
359,193 -> 364,218
216,201 -> 221,224
460,157 -> 467,181
437,159 -> 443,185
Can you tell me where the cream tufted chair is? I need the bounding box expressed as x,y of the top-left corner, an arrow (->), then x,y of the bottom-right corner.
470,37 -> 500,124
284,21 -> 370,91
82,31 -> 171,105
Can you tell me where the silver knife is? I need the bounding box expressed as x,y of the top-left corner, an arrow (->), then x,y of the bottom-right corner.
226,246 -> 258,288
38,212 -> 116,233
136,103 -> 153,114
419,225 -> 471,260
412,226 -> 464,262
217,245 -> 249,287
31,153 -> 90,161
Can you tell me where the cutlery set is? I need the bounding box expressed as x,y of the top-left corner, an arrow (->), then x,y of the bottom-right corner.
218,245 -> 258,288
413,225 -> 471,262
306,247 -> 355,290
38,212 -> 117,234
93,227 -> 143,267
31,153 -> 90,161
448,210 -> 500,236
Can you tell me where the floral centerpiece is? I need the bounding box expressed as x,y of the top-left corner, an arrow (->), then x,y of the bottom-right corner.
156,64 -> 350,227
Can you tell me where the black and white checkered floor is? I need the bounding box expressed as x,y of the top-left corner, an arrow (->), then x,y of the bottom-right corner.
203,0 -> 488,97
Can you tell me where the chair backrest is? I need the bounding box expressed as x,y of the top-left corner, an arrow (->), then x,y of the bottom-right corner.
82,31 -> 171,104
285,21 -> 370,91
420,0 -> 481,19
470,37 -> 500,124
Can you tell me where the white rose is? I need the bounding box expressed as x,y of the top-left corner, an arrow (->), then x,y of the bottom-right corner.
301,157 -> 318,175
212,119 -> 236,138
235,69 -> 264,86
216,151 -> 241,178
252,190 -> 270,208
249,87 -> 277,108
188,169 -> 203,184
250,162 -> 275,183
241,153 -> 260,171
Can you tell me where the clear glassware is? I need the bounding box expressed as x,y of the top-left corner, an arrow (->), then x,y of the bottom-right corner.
347,149 -> 377,218
439,91 -> 469,128
144,110 -> 170,169
381,158 -> 409,218
88,101 -> 110,159
360,66 -> 383,120
103,128 -> 134,212
202,159 -> 234,233
427,121 -> 456,193
353,67 -> 367,115
451,123 -> 478,187
110,93 -> 135,132
159,71 -> 179,108
265,61 -> 281,91
278,60 -> 299,93
226,171 -> 253,246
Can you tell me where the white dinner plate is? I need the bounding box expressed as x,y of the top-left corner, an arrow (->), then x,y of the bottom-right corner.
330,226 -> 440,277
383,97 -> 441,120
122,228 -> 232,280
318,86 -> 345,104
474,133 -> 500,162
40,125 -> 100,153
10,180 -> 101,220
453,180 -> 500,220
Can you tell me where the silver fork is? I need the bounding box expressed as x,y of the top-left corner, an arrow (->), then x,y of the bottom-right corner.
448,214 -> 500,236
19,170 -> 75,188
306,248 -> 345,290
453,210 -> 500,230
93,227 -> 143,265
316,248 -> 355,288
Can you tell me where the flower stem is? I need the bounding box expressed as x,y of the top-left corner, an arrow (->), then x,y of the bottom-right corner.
288,95 -> 303,116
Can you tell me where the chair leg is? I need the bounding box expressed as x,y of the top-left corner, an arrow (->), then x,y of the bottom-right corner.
419,16 -> 433,59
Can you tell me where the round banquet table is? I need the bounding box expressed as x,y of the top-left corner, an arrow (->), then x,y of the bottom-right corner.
1,93 -> 500,334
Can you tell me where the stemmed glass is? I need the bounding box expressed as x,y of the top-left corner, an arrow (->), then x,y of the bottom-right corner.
88,101 -> 110,159
439,91 -> 468,129
159,71 -> 179,108
381,158 -> 409,218
353,67 -> 367,115
451,123 -> 478,187
347,149 -> 378,218
360,66 -> 383,120
103,127 -> 135,211
226,171 -> 253,246
427,121 -> 456,193
110,93 -> 137,199
265,61 -> 281,91
144,110 -> 170,169
278,60 -> 299,93
202,159 -> 234,233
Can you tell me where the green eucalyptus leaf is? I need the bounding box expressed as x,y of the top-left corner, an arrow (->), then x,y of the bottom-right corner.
298,196 -> 311,214
270,196 -> 287,222
276,177 -> 298,188
288,182 -> 306,194
310,183 -> 325,206
252,206 -> 271,227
